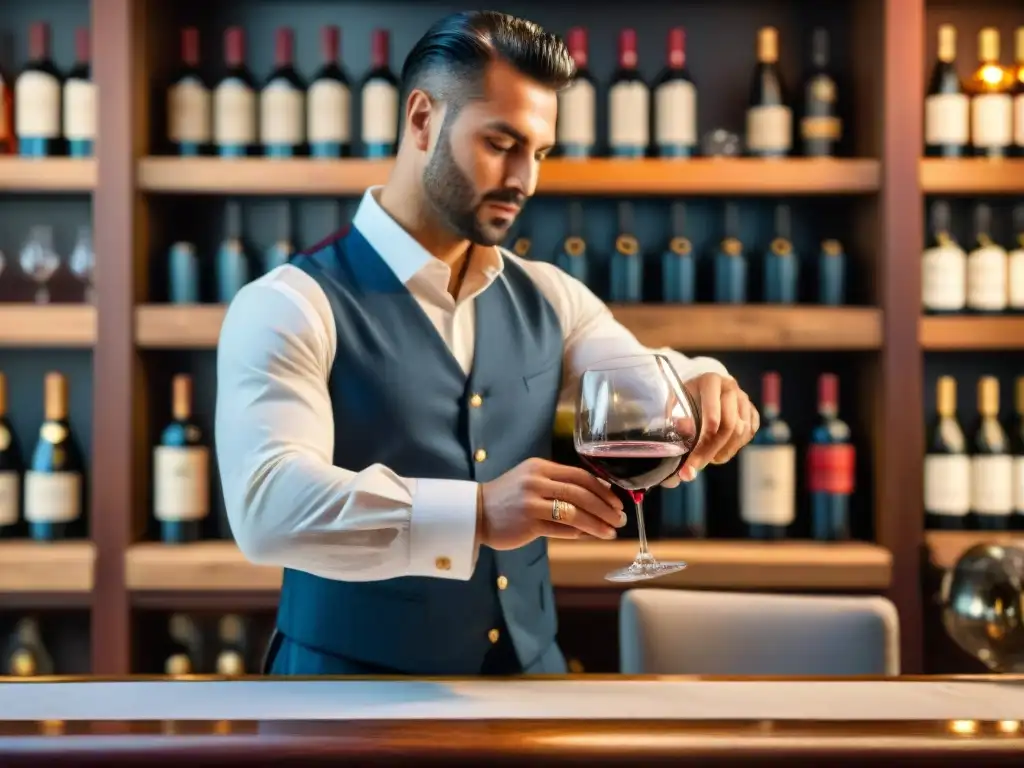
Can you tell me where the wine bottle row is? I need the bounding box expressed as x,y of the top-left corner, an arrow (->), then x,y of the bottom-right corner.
0,224 -> 93,304
922,201 -> 1024,314
0,23 -> 93,158
0,372 -> 86,541
164,22 -> 843,160
925,25 -> 1024,159
163,614 -> 257,676
924,375 -> 1024,531
164,199 -> 849,306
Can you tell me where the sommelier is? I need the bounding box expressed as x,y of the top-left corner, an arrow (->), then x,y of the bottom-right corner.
216,11 -> 759,677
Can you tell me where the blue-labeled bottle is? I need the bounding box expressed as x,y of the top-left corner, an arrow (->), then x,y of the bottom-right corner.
607,29 -> 648,159
510,232 -> 532,261
168,241 -> 200,304
555,202 -> 589,285
818,238 -> 846,305
16,23 -> 62,158
763,204 -> 799,304
609,202 -> 643,302
216,201 -> 250,303
714,203 -> 747,303
64,28 -> 94,158
658,471 -> 706,538
361,30 -> 400,159
263,202 -> 294,275
662,202 -> 696,303
652,28 -> 697,159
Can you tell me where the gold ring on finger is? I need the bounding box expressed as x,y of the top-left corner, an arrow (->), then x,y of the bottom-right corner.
551,499 -> 573,522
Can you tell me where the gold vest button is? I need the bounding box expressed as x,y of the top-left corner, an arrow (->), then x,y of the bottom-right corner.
470,393 -> 483,408
474,448 -> 487,462
488,628 -> 500,644
497,575 -> 508,590
435,556 -> 451,571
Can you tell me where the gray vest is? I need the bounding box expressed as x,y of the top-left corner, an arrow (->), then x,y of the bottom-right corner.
275,226 -> 565,674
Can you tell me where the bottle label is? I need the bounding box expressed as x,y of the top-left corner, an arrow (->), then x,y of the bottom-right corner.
966,245 -> 1008,311
361,80 -> 398,144
62,78 -> 95,140
1008,248 -> 1024,309
260,81 -> 305,145
970,454 -> 1013,515
1014,456 -> 1024,514
608,81 -> 649,148
154,446 -> 210,522
925,93 -> 969,145
0,81 -> 9,139
307,79 -> 351,143
739,444 -> 795,525
1015,94 -> 1024,147
922,245 -> 967,310
806,443 -> 855,495
0,470 -> 19,526
746,105 -> 792,153
654,80 -> 696,146
971,93 -> 1012,149
923,454 -> 970,516
24,471 -> 81,523
557,79 -> 596,147
14,70 -> 60,137
213,80 -> 256,145
800,116 -> 841,141
168,79 -> 211,143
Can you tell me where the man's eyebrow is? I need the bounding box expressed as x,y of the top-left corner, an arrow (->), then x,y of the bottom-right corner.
483,121 -> 529,144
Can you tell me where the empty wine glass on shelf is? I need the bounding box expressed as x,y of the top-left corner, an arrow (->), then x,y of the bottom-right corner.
19,225 -> 61,304
68,226 -> 95,303
574,354 -> 702,582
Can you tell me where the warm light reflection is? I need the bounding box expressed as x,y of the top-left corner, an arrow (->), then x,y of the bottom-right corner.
979,65 -> 1005,85
534,732 -> 728,749
997,720 -> 1022,735
39,720 -> 64,736
948,719 -> 979,736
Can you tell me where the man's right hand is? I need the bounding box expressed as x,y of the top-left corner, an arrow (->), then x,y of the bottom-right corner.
476,458 -> 626,551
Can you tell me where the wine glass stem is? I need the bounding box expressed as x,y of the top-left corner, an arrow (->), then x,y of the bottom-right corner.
634,496 -> 651,559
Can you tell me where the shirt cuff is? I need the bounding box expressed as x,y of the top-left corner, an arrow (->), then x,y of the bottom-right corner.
408,478 -> 480,580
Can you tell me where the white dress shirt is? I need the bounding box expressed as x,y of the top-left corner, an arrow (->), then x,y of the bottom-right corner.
215,188 -> 730,584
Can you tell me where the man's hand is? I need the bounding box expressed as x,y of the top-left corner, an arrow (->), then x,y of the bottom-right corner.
662,373 -> 759,488
477,458 -> 626,550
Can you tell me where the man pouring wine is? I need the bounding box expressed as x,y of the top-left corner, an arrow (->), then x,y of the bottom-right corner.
215,11 -> 759,677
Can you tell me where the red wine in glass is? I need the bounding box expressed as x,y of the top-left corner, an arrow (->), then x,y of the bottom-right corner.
574,354 -> 701,582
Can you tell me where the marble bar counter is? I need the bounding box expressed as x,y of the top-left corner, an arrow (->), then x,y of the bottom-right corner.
0,676 -> 1022,765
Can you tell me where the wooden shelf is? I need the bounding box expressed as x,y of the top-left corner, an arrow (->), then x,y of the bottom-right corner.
920,159 -> 1024,194
136,304 -> 882,351
925,531 -> 1024,571
125,539 -> 891,593
0,157 -> 96,192
137,157 -> 881,196
919,316 -> 1024,350
0,305 -> 96,348
611,305 -> 882,351
0,541 -> 95,593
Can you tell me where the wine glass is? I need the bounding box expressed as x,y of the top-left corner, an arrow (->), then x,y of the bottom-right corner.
68,226 -> 96,303
19,225 -> 61,304
574,354 -> 702,582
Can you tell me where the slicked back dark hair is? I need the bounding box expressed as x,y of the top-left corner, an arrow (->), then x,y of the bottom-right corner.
401,11 -> 575,107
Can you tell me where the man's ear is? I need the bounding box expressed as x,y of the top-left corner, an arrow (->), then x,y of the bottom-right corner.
405,89 -> 436,152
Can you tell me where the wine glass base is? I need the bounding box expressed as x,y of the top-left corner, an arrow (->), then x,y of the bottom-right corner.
604,559 -> 687,583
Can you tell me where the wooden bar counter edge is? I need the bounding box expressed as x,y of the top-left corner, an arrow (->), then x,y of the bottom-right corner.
0,675 -> 1021,765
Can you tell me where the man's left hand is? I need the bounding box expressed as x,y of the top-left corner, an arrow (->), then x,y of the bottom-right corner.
662,373 -> 759,488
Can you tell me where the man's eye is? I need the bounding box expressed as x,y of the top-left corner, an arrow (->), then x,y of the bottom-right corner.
487,139 -> 514,152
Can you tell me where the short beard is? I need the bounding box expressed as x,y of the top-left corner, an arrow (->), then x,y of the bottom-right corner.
422,113 -> 522,247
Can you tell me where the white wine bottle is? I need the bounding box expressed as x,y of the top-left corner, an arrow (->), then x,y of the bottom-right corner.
0,372 -> 23,537
971,376 -> 1013,530
924,376 -> 970,529
24,373 -> 83,541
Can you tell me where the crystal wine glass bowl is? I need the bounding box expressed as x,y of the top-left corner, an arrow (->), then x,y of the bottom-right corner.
19,225 -> 61,304
68,226 -> 95,303
574,354 -> 701,582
